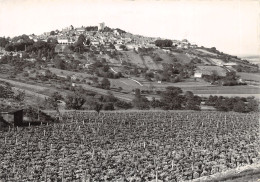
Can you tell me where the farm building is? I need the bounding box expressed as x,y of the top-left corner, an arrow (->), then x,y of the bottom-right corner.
194,72 -> 203,78
0,109 -> 23,126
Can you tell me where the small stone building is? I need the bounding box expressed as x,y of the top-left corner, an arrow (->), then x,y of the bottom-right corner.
0,109 -> 23,126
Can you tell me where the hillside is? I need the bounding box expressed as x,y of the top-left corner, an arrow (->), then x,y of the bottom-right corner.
0,24 -> 259,110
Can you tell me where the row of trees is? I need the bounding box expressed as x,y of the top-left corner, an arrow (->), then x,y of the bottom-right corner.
1,79 -> 258,113
0,37 -> 9,48
205,95 -> 258,112
155,39 -> 173,47
2,36 -> 57,61
45,88 -> 131,112
154,62 -> 195,82
69,34 -> 91,53
132,87 -> 201,110
203,71 -> 246,86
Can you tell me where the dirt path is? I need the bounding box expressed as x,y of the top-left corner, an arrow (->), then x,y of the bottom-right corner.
188,161 -> 260,182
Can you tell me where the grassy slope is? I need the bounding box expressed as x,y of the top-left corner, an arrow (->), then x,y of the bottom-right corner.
171,52 -> 191,64
143,55 -> 162,70
237,72 -> 260,82
122,51 -> 146,68
154,49 -> 174,64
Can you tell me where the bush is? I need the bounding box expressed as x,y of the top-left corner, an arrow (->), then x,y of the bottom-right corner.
102,102 -> 114,110
233,100 -> 247,113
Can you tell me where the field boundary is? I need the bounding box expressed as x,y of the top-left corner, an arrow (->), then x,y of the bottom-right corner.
187,161 -> 260,182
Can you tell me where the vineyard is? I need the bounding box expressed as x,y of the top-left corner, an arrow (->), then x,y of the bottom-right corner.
0,111 -> 259,181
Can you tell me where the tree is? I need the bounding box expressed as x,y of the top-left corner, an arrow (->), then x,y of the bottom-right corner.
77,34 -> 86,45
150,97 -> 163,109
233,100 -> 246,113
50,31 -> 55,35
65,91 -> 86,110
86,38 -> 91,45
247,98 -> 259,112
134,88 -> 141,98
94,102 -> 103,113
14,89 -> 25,102
54,59 -> 66,70
103,64 -> 110,72
114,100 -> 132,109
101,78 -> 110,89
132,89 -> 150,110
47,37 -> 58,44
102,102 -> 114,110
184,92 -> 201,110
0,37 -> 8,48
73,34 -> 86,53
215,97 -> 229,112
102,91 -> 117,102
45,92 -> 63,110
160,86 -> 184,110
155,39 -> 173,47
5,43 -> 14,52
0,83 -> 14,98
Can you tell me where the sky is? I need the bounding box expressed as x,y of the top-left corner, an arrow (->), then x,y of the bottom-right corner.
0,0 -> 259,56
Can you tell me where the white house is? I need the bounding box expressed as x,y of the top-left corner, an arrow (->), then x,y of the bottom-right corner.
194,72 -> 203,78
125,43 -> 137,50
76,27 -> 86,33
57,37 -> 69,44
162,48 -> 171,53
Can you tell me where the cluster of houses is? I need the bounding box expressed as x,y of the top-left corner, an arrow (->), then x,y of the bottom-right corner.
174,39 -> 198,49
0,48 -> 23,59
27,23 -> 163,53
23,22 -> 202,56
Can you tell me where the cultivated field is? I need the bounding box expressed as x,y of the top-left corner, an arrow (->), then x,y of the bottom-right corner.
237,72 -> 260,82
122,51 -> 146,68
0,111 -> 259,181
184,85 -> 260,95
154,49 -> 174,64
171,52 -> 191,64
143,56 -> 162,70
196,66 -> 227,77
